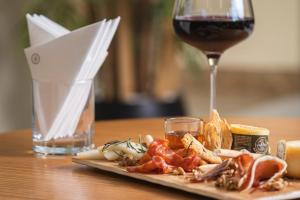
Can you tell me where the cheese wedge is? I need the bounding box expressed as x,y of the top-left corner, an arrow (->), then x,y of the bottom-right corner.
277,140 -> 300,178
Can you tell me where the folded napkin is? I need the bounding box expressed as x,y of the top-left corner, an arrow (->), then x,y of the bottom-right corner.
24,14 -> 120,140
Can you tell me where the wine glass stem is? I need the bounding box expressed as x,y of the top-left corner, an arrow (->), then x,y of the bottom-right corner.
208,57 -> 219,116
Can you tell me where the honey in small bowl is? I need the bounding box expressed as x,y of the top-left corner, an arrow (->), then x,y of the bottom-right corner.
166,131 -> 200,149
164,117 -> 203,150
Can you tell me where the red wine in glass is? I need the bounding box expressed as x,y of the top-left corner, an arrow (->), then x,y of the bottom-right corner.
173,16 -> 254,58
172,0 -> 255,115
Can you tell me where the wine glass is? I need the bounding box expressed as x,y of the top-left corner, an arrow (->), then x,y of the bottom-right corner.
172,0 -> 254,115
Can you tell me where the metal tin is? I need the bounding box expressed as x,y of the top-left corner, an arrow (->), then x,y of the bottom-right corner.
231,124 -> 270,154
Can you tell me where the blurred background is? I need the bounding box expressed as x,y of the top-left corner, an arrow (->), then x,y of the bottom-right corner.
0,0 -> 299,132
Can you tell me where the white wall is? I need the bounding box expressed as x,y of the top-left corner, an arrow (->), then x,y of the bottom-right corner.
221,0 -> 300,72
0,1 -> 32,133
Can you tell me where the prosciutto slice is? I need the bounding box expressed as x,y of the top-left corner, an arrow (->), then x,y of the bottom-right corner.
189,153 -> 287,191
127,156 -> 174,174
127,139 -> 201,173
239,155 -> 287,190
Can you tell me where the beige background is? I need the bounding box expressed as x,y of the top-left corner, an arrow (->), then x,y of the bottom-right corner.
0,0 -> 299,132
221,0 -> 300,72
0,1 -> 32,132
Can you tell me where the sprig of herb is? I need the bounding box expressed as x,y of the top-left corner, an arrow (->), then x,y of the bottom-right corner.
102,138 -> 147,154
136,146 -> 146,154
126,139 -> 146,154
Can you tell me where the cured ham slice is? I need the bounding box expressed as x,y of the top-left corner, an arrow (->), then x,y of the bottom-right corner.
191,153 -> 254,183
140,139 -> 183,165
176,149 -> 201,172
189,152 -> 287,191
234,153 -> 254,177
127,139 -> 201,173
127,156 -> 174,174
239,155 -> 287,191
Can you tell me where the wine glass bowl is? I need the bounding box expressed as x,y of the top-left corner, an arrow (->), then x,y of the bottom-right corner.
172,0 -> 255,113
173,16 -> 254,57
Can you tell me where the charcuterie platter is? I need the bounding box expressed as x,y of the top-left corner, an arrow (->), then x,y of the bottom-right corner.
72,158 -> 300,200
73,111 -> 300,200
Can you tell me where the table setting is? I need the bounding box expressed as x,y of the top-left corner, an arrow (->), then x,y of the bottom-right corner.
0,1 -> 299,200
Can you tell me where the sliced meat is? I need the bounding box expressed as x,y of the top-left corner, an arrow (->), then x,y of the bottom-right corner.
190,158 -> 233,182
240,156 -> 287,191
127,156 -> 174,174
128,139 -> 201,173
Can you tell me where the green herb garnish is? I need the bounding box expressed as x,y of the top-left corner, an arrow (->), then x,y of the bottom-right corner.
127,139 -> 146,153
102,138 -> 147,154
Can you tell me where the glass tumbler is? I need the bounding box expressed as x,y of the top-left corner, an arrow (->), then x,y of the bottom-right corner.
164,117 -> 202,150
32,79 -> 95,155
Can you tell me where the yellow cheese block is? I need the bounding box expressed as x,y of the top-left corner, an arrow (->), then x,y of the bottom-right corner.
231,124 -> 270,135
277,140 -> 300,178
231,124 -> 270,154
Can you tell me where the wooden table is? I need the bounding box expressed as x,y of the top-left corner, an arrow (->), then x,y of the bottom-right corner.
0,117 -> 299,200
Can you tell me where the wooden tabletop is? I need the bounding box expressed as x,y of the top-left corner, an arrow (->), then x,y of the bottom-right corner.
0,117 -> 299,200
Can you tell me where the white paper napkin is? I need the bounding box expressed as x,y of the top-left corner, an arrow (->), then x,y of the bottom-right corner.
25,14 -> 120,140
25,20 -> 105,83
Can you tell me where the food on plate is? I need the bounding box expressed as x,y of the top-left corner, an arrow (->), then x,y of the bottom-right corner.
75,116 -> 292,193
164,117 -> 203,150
127,155 -> 175,174
261,177 -> 288,191
203,110 -> 232,150
101,139 -> 146,161
76,146 -> 104,160
231,124 -> 270,154
191,158 -> 233,182
196,164 -> 218,174
76,135 -> 152,162
165,133 -> 186,150
214,148 -> 262,160
127,139 -> 201,173
165,132 -> 199,150
277,140 -> 300,178
189,152 -> 287,191
144,134 -> 154,146
182,133 -> 222,164
240,155 -> 287,191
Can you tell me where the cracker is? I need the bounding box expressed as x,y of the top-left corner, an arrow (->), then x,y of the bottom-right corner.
182,134 -> 222,164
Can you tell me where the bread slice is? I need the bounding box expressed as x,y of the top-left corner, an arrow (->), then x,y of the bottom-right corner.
182,134 -> 222,164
